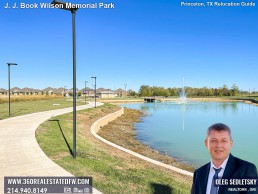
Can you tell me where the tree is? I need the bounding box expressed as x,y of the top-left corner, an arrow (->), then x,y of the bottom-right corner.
167,87 -> 177,96
137,84 -> 242,97
139,85 -> 152,97
230,84 -> 240,96
220,85 -> 229,96
128,90 -> 137,97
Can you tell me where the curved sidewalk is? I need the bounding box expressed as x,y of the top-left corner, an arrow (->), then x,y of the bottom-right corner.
91,108 -> 194,177
0,102 -> 103,194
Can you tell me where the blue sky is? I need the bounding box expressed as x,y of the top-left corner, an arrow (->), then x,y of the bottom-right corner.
0,0 -> 257,92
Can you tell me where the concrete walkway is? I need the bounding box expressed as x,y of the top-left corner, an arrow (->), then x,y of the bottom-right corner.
91,108 -> 194,177
0,102 -> 103,194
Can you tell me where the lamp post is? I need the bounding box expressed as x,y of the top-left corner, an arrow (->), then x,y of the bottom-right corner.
124,83 -> 127,98
63,85 -> 67,97
91,77 -> 96,108
7,63 -> 17,116
84,81 -> 88,104
51,0 -> 79,158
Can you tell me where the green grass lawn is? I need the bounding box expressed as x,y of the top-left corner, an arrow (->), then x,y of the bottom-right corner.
232,95 -> 258,100
36,104 -> 192,194
0,98 -> 85,120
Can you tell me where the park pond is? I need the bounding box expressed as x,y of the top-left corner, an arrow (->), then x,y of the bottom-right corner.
122,101 -> 258,168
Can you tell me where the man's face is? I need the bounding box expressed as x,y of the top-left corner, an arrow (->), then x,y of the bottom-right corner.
205,130 -> 233,164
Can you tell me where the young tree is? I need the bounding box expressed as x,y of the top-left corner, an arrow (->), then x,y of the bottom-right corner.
230,84 -> 240,96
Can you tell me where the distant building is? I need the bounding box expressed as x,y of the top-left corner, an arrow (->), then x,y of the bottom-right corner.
82,88 -> 94,97
42,87 -> 56,95
115,88 -> 124,97
97,90 -> 115,98
0,87 -> 121,98
0,89 -> 7,95
31,89 -> 42,95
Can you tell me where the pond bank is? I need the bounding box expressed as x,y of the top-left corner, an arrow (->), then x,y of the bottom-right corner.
97,108 -> 195,173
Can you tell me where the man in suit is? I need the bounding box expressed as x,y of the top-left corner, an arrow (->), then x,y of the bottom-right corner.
191,123 -> 258,194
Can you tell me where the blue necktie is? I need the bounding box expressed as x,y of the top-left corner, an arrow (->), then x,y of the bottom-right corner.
210,167 -> 222,194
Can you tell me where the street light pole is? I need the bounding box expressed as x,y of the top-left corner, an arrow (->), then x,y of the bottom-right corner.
7,63 -> 17,116
84,81 -> 88,104
91,77 -> 96,108
51,0 -> 79,158
124,83 -> 127,98
72,8 -> 77,159
63,85 -> 67,97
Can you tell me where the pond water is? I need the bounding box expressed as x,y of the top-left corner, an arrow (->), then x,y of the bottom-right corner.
122,101 -> 258,168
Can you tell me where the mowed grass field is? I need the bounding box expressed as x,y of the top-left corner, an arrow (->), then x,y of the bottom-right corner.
36,104 -> 192,194
0,95 -> 85,120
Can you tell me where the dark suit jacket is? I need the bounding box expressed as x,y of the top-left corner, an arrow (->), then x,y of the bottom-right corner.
191,154 -> 258,194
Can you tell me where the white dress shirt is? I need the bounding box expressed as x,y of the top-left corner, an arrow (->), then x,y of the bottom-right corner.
206,156 -> 229,194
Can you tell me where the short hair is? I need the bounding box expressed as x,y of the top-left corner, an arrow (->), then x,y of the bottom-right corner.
206,123 -> 232,139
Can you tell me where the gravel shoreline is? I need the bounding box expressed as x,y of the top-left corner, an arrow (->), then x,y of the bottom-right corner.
98,107 -> 195,173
